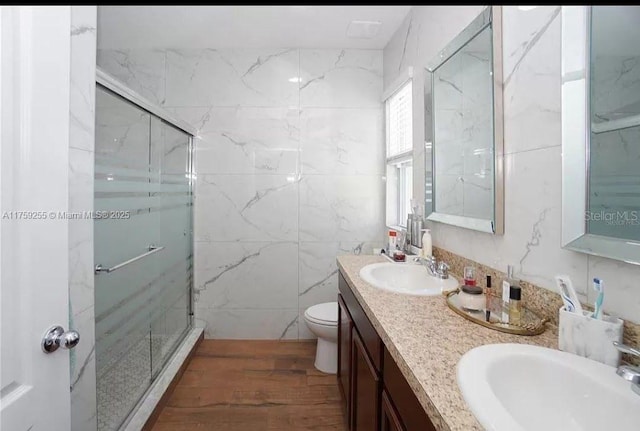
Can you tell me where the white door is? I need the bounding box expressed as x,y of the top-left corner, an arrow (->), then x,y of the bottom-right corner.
0,6 -> 73,431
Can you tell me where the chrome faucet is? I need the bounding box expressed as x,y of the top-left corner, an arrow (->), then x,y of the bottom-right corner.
613,341 -> 640,396
414,255 -> 450,279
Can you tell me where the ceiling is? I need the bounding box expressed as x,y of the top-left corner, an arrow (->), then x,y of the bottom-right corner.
97,6 -> 412,50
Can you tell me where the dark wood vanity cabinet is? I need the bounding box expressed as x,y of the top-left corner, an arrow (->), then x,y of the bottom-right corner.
338,272 -> 437,431
337,295 -> 353,425
381,390 -> 404,431
352,329 -> 380,431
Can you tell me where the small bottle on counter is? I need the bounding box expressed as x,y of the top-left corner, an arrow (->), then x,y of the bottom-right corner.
502,265 -> 519,323
421,229 -> 432,257
509,285 -> 522,325
458,267 -> 484,311
388,230 -> 397,253
485,275 -> 492,318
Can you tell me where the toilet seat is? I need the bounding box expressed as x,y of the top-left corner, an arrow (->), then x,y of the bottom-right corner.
304,302 -> 338,326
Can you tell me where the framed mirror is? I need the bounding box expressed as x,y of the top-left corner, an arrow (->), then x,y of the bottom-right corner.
561,6 -> 640,265
424,6 -> 504,234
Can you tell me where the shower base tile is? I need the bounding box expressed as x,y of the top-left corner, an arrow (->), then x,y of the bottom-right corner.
97,335 -> 151,431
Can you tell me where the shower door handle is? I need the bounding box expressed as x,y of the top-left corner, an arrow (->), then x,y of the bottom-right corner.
95,245 -> 165,274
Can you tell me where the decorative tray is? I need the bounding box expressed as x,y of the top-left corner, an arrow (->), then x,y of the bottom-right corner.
445,289 -> 548,336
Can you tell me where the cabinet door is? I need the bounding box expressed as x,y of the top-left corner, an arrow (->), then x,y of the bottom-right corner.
381,390 -> 405,431
351,329 -> 380,431
337,295 -> 353,427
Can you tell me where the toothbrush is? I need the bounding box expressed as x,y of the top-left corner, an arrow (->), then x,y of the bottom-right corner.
555,275 -> 583,314
593,278 -> 604,320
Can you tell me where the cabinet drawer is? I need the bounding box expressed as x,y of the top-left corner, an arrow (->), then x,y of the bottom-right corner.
339,272 -> 383,371
383,348 -> 436,431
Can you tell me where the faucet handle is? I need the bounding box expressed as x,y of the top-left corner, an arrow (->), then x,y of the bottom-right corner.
613,341 -> 640,357
437,261 -> 449,275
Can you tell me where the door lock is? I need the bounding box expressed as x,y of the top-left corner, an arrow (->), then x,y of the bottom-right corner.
42,325 -> 80,353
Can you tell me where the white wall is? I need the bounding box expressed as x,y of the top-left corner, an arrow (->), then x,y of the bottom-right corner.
383,6 -> 640,324
97,48 -> 386,338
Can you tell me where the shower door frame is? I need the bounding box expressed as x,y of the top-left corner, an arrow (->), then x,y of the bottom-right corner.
95,68 -> 197,426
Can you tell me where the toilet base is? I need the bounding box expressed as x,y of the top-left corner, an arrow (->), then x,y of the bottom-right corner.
314,337 -> 337,374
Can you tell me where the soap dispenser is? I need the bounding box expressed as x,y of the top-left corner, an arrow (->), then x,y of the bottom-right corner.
421,229 -> 432,257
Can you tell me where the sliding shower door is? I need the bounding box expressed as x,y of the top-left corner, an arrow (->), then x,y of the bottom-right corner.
149,117 -> 192,378
94,85 -> 193,431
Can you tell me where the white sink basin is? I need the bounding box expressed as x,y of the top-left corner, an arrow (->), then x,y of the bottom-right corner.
457,343 -> 640,431
359,262 -> 458,296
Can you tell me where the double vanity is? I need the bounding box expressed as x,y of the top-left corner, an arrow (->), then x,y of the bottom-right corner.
336,255 -> 640,431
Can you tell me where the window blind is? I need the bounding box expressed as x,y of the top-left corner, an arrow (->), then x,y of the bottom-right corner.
387,82 -> 413,158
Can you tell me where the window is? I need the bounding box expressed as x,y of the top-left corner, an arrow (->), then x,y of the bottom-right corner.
385,81 -> 413,228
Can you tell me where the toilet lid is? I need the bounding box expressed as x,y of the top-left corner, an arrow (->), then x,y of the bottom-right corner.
305,302 -> 338,325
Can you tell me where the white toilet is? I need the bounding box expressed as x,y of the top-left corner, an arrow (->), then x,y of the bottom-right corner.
304,302 -> 338,374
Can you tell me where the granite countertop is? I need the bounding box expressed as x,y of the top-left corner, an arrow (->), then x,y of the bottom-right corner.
337,255 -> 559,431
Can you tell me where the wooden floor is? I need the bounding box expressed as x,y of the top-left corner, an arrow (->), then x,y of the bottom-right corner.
152,340 -> 346,431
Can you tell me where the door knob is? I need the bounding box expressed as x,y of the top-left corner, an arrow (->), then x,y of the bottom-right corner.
42,325 -> 80,353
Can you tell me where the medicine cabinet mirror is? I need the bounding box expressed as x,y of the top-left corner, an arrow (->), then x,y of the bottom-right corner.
561,6 -> 640,265
424,6 -> 504,234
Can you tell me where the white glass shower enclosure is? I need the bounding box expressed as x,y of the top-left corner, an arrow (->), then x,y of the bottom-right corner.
93,70 -> 196,430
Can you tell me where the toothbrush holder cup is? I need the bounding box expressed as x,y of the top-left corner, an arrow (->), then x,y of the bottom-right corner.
558,306 -> 623,367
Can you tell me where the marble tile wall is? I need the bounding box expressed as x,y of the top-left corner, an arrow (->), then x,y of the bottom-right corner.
383,6 -> 640,325
69,5 -> 97,431
97,48 -> 385,339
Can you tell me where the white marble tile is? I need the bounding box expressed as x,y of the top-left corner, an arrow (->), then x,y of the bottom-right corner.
70,305 -> 97,431
195,174 -> 298,242
194,241 -> 298,310
69,149 -> 94,316
298,308 -> 315,339
298,241 -> 380,310
172,106 -> 300,175
431,146 -> 589,297
70,8 -> 97,431
300,108 -> 384,175
165,48 -> 299,107
70,6 -> 96,153
299,175 -> 385,242
383,11 -> 417,89
502,6 -> 562,155
299,49 -> 383,108
587,255 -> 640,323
97,48 -> 166,106
198,307 -> 299,340
69,148 -> 93,211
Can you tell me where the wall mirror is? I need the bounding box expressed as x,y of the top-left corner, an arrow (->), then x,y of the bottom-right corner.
424,6 -> 504,234
561,6 -> 640,265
